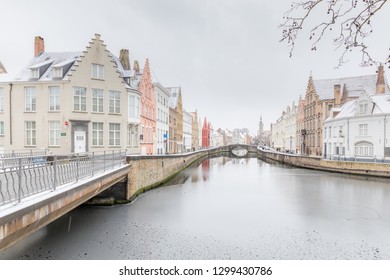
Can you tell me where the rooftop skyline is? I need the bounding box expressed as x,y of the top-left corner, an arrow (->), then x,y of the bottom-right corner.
1,0 -> 389,133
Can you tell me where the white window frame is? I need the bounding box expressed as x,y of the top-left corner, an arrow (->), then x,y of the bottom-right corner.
91,63 -> 104,79
25,87 -> 36,112
53,67 -> 63,79
73,87 -> 87,112
92,89 -> 104,113
359,124 -> 368,136
49,86 -> 60,111
25,121 -> 36,146
0,88 -> 4,112
92,122 -> 104,146
109,91 -> 121,114
0,121 -> 4,135
31,68 -> 39,79
109,123 -> 120,146
49,121 -> 60,147
355,141 -> 373,157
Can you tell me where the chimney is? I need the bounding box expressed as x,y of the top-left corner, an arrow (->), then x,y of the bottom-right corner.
376,64 -> 385,94
119,49 -> 130,70
334,84 -> 341,107
34,36 -> 45,57
133,60 -> 140,73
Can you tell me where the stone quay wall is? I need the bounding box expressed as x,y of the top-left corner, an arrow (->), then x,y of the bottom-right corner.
258,149 -> 390,178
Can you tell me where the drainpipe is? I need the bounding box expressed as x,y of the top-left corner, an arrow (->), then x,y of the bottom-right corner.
8,83 -> 13,145
384,115 -> 387,160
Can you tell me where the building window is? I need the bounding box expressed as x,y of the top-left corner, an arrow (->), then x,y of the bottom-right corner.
31,69 -> 39,79
92,122 -> 104,146
73,87 -> 87,111
359,103 -> 368,115
53,67 -> 63,79
109,123 -> 120,146
355,141 -> 373,157
128,95 -> 140,118
109,91 -> 121,114
25,121 -> 36,146
49,86 -> 60,111
92,89 -> 104,113
0,121 -> 4,135
127,124 -> 139,147
49,121 -> 60,146
91,64 -> 104,79
339,125 -> 344,137
0,88 -> 3,112
359,124 -> 368,136
25,87 -> 36,112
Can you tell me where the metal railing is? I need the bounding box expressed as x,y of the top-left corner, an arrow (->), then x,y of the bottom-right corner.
0,150 -> 127,207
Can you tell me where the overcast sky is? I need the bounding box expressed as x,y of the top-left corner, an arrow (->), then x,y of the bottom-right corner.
1,0 -> 389,133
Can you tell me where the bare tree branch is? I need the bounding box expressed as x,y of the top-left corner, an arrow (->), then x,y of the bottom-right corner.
280,0 -> 389,67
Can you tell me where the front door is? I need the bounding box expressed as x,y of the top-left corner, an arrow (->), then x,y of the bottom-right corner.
74,131 -> 86,153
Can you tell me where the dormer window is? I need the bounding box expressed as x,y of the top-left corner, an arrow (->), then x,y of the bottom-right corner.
31,68 -> 39,79
358,103 -> 368,115
53,67 -> 63,79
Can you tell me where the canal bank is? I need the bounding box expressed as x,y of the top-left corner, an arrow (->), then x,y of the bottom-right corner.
257,149 -> 390,178
2,156 -> 389,260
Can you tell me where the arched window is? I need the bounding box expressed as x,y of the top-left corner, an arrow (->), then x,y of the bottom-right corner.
354,141 -> 373,157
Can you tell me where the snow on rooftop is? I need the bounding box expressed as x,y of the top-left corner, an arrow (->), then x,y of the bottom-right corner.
15,52 -> 82,81
313,74 -> 380,99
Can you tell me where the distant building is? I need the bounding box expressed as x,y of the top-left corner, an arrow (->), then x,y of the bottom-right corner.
202,117 -> 211,148
153,83 -> 170,154
168,87 -> 183,153
183,110 -> 192,152
271,102 -> 297,152
191,110 -> 200,151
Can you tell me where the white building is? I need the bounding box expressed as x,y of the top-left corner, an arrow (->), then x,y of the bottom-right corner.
153,83 -> 170,154
183,110 -> 192,152
324,90 -> 390,161
271,103 -> 297,152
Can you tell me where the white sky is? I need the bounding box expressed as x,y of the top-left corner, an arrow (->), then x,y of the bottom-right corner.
1,0 -> 389,133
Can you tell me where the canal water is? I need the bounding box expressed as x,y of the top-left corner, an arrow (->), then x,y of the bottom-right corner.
1,156 -> 390,260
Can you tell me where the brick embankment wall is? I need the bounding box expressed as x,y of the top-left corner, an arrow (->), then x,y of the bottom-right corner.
258,149 -> 390,178
126,149 -> 217,201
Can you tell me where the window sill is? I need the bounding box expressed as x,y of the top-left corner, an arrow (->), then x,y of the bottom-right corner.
91,112 -> 105,114
72,111 -> 88,113
48,111 -> 61,113
108,113 -> 121,116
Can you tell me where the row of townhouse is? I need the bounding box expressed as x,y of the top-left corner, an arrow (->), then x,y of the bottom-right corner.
0,35 -> 213,155
270,65 -> 390,161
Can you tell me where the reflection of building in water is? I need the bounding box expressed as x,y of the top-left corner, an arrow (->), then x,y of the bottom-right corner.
211,156 -> 231,166
232,158 -> 249,164
202,159 -> 210,181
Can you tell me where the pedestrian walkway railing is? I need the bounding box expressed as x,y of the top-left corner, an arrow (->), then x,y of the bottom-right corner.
0,150 -> 127,207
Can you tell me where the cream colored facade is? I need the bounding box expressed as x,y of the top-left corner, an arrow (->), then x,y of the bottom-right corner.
271,103 -> 297,152
0,35 -> 130,154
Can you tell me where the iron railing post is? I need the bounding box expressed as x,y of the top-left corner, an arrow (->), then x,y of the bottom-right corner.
53,155 -> 57,191
18,157 -> 22,203
112,150 -> 114,169
103,151 -> 106,172
92,152 -> 95,176
76,153 -> 79,182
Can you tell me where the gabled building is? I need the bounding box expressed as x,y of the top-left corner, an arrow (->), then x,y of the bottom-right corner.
324,84 -> 390,161
0,35 -> 129,154
191,110 -> 200,151
113,49 -> 141,155
183,110 -> 192,152
168,87 -> 183,153
131,59 -> 156,155
301,66 -> 387,156
201,117 -> 210,148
